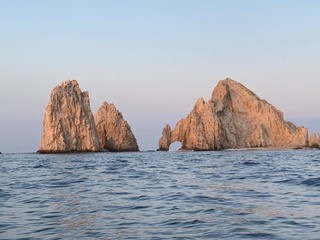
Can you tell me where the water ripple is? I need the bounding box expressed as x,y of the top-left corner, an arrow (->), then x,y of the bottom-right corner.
1,150 -> 320,239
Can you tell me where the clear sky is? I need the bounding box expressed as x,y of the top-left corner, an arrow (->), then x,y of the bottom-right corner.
1,0 -> 320,153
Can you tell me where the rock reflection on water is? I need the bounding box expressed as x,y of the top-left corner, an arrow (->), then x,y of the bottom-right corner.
49,191 -> 100,238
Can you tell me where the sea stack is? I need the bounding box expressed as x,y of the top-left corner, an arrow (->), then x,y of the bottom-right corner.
95,102 -> 139,151
159,78 -> 308,151
38,80 -> 99,153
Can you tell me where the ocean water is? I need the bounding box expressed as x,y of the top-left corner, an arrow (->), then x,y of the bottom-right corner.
1,150 -> 320,240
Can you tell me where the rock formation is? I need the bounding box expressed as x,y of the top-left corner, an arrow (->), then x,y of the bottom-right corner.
95,102 -> 139,151
38,80 -> 99,153
39,80 -> 140,153
159,78 -> 308,151
308,133 -> 320,148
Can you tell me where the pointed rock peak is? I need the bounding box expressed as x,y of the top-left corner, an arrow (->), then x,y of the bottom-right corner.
163,124 -> 171,132
219,77 -> 241,85
212,78 -> 259,101
101,101 -> 114,108
158,124 -> 172,151
102,101 -> 117,110
193,97 -> 205,111
216,78 -> 250,89
95,102 -> 139,152
98,101 -> 123,119
61,79 -> 79,87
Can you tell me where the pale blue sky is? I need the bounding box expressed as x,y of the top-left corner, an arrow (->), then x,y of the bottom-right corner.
1,0 -> 320,153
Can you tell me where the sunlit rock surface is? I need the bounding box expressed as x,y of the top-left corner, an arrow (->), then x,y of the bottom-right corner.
95,102 -> 139,152
159,78 -> 308,151
38,80 -> 99,153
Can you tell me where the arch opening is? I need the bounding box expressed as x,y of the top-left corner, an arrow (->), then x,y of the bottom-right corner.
169,141 -> 182,151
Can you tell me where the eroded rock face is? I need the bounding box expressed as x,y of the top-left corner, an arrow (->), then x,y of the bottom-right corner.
159,78 -> 308,151
308,133 -> 320,148
95,102 -> 139,152
38,80 -> 99,153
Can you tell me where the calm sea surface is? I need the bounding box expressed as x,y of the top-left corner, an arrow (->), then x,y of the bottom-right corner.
1,150 -> 320,239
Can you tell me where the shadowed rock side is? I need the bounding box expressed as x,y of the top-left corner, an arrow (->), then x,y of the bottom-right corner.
309,133 -> 320,148
95,102 -> 139,152
38,80 -> 99,153
159,78 -> 308,151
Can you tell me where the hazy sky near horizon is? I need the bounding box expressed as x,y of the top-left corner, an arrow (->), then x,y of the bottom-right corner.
1,0 -> 320,153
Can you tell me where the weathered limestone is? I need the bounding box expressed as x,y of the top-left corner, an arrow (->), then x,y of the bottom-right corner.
38,80 -> 99,153
159,78 -> 309,151
95,102 -> 139,151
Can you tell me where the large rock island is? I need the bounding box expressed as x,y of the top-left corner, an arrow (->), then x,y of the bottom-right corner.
38,80 -> 99,153
38,80 -> 139,153
158,78 -> 308,151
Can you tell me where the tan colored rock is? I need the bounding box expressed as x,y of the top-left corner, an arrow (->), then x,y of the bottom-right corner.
308,133 -> 320,148
38,80 -> 99,153
159,78 -> 308,151
95,102 -> 139,151
158,125 -> 172,151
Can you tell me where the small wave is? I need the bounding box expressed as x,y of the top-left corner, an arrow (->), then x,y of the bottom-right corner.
281,220 -> 307,227
242,161 -> 260,166
126,195 -> 149,201
192,195 -> 217,203
238,232 -> 277,238
302,177 -> 320,187
41,214 -> 62,219
203,208 -> 216,213
0,189 -> 10,199
161,192 -> 187,201
161,218 -> 205,227
47,178 -> 87,188
130,205 -> 149,210
34,227 -> 56,233
273,178 -> 297,184
33,164 -> 45,168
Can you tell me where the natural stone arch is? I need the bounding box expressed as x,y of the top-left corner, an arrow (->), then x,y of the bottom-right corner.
169,141 -> 182,151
